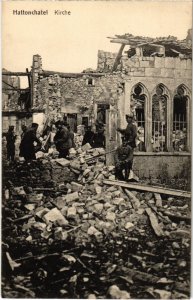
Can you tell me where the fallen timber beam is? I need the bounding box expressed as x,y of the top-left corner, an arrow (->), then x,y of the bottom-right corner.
110,39 -> 133,45
103,180 -> 191,198
2,71 -> 30,76
112,44 -> 125,71
2,88 -> 29,91
2,71 -> 106,78
41,70 -> 106,78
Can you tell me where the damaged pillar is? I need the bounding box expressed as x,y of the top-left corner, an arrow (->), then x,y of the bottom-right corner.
105,108 -> 118,165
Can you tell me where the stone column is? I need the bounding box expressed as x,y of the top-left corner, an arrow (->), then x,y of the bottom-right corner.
105,108 -> 118,166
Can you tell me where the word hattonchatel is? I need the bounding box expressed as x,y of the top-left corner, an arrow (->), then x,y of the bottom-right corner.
12,9 -> 71,16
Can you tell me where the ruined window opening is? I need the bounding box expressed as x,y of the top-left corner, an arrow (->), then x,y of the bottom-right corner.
97,104 -> 110,124
131,83 -> 146,151
152,84 -> 167,152
82,116 -> 89,127
173,86 -> 188,151
87,78 -> 94,86
63,113 -> 77,133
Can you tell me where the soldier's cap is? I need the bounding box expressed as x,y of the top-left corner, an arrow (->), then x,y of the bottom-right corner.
32,123 -> 39,128
126,113 -> 134,119
55,120 -> 64,127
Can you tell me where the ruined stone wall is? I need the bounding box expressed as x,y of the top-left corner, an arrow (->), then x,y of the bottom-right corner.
32,55 -> 125,121
3,159 -> 77,188
97,50 -> 118,72
2,71 -> 21,111
121,56 -> 192,79
132,153 -> 191,183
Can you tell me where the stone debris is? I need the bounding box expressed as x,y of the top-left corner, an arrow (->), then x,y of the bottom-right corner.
43,208 -> 69,226
2,144 -> 191,298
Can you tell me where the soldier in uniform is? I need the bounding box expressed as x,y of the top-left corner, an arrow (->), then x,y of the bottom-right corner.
117,113 -> 137,167
117,113 -> 137,149
19,123 -> 41,161
54,121 -> 71,158
6,126 -> 16,162
114,138 -> 134,181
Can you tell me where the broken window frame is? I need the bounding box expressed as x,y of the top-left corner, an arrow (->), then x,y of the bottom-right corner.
131,83 -> 148,152
151,84 -> 170,152
172,84 -> 191,152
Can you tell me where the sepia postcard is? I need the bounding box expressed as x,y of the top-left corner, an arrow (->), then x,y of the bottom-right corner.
1,0 -> 192,299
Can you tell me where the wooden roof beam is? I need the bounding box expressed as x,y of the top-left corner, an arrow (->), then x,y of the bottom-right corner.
2,71 -> 30,76
40,70 -> 105,78
112,44 -> 125,72
110,39 -> 132,45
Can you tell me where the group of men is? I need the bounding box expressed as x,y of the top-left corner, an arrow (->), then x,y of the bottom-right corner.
5,113 -> 137,182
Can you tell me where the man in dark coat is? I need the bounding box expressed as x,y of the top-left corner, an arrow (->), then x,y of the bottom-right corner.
19,123 -> 41,161
6,126 -> 16,161
114,138 -> 134,181
117,113 -> 137,149
54,121 -> 71,158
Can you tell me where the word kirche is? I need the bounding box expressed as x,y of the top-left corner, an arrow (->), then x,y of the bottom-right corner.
12,9 -> 71,16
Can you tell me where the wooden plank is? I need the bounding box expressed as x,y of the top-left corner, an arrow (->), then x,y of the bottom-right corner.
124,189 -> 140,209
2,88 -> 29,91
110,39 -> 133,45
154,193 -> 162,207
159,208 -> 191,224
2,71 -> 106,78
112,44 -> 125,71
41,70 -> 105,78
103,179 -> 191,198
146,208 -> 164,236
2,72 -> 30,76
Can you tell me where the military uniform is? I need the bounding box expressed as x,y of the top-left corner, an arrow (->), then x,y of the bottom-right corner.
19,124 -> 41,161
114,144 -> 133,181
6,127 -> 16,161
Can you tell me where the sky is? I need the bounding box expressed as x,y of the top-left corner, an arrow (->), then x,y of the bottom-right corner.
2,0 -> 192,87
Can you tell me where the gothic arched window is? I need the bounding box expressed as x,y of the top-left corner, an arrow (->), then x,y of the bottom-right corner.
173,85 -> 190,151
131,83 -> 147,151
152,84 -> 169,152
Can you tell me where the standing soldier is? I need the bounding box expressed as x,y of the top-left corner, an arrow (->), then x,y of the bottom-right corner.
117,113 -> 137,149
117,113 -> 137,170
54,121 -> 71,158
19,123 -> 41,161
21,124 -> 27,139
114,138 -> 134,181
6,126 -> 16,162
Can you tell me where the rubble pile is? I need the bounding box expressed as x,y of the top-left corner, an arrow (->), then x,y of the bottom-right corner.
2,145 -> 191,299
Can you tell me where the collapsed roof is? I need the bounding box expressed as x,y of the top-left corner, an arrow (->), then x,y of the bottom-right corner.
108,29 -> 192,59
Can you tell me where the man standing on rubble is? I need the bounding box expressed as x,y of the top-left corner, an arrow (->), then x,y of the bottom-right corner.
117,113 -> 137,169
54,121 -> 71,158
114,137 -> 134,181
6,126 -> 16,162
19,123 -> 42,161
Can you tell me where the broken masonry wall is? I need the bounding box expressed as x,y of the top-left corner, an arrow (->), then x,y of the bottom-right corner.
97,50 -> 119,72
121,56 -> 192,79
3,159 -> 77,188
132,153 -> 191,184
31,54 -> 125,126
97,49 -> 192,77
2,70 -> 21,111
